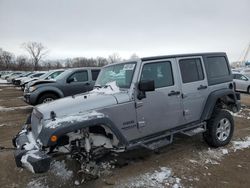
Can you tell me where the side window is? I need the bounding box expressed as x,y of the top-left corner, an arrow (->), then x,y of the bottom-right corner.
206,56 -> 230,78
68,71 -> 88,82
179,58 -> 204,83
140,61 -> 174,88
91,70 -> 100,81
239,75 -> 248,81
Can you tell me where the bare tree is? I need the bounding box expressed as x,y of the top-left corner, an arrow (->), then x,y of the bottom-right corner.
96,56 -> 108,67
22,42 -> 48,71
129,53 -> 140,60
16,55 -> 31,70
0,50 -> 14,70
108,53 -> 122,64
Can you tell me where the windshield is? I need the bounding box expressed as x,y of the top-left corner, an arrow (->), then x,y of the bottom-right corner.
46,70 -> 64,79
95,62 -> 136,88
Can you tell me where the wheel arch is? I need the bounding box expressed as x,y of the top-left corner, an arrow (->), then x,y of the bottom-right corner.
36,88 -> 64,104
201,88 -> 240,121
38,116 -> 129,147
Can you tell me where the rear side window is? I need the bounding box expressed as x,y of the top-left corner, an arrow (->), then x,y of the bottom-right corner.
179,58 -> 204,83
140,61 -> 174,88
68,71 -> 88,82
91,70 -> 100,81
206,56 -> 230,78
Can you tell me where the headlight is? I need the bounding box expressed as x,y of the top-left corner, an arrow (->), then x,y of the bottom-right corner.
29,86 -> 37,92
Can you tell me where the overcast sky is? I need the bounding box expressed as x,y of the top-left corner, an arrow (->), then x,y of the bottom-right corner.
0,0 -> 249,61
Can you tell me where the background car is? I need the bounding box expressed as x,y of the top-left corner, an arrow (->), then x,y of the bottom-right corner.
233,72 -> 250,93
23,67 -> 100,105
20,72 -> 46,90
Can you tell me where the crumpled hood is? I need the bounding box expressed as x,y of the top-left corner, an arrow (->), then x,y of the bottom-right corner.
35,91 -> 130,120
29,79 -> 56,87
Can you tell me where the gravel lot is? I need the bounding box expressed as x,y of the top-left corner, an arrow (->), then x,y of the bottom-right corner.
0,84 -> 250,188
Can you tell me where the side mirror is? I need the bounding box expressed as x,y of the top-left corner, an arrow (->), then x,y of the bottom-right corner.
138,80 -> 155,92
137,80 -> 155,100
67,77 -> 74,83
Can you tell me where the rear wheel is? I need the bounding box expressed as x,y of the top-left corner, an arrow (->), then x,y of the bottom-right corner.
37,93 -> 58,104
203,109 -> 234,147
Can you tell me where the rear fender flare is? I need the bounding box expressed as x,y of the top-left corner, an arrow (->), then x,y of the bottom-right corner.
201,88 -> 239,121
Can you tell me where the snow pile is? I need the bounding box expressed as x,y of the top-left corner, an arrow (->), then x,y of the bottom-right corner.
91,81 -> 120,95
50,160 -> 73,181
27,178 -> 48,188
45,111 -> 104,129
198,148 -> 228,165
231,108 -> 250,120
116,167 -> 182,188
0,105 -> 32,112
21,150 -> 42,173
232,137 -> 250,151
0,79 -> 7,84
23,132 -> 39,150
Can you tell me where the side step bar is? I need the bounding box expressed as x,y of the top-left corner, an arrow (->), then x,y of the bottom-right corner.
181,123 -> 206,136
127,122 -> 206,151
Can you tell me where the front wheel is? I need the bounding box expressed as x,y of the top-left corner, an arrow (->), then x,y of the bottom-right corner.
37,93 -> 58,104
203,109 -> 234,148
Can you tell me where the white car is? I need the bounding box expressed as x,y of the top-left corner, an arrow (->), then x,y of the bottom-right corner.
233,72 -> 250,93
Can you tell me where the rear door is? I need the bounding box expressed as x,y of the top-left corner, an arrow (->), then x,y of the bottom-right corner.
177,57 -> 209,123
64,70 -> 92,96
135,59 -> 185,138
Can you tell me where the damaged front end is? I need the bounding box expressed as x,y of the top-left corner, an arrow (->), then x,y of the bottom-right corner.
13,109 -> 124,174
13,125 -> 51,173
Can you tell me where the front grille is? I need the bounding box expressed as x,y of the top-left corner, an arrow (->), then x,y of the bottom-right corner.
31,109 -> 43,138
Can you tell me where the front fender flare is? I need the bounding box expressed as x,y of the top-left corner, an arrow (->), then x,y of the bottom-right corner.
38,116 -> 128,147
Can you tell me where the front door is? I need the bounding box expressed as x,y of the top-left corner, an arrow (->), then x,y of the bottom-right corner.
135,59 -> 185,138
177,57 -> 208,123
64,70 -> 92,96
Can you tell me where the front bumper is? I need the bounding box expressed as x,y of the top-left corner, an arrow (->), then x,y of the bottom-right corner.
13,126 -> 51,173
23,93 -> 37,105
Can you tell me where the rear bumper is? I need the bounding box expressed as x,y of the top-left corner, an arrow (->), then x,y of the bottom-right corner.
13,126 -> 51,173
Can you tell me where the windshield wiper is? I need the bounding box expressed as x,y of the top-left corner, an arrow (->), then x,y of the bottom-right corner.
94,85 -> 102,89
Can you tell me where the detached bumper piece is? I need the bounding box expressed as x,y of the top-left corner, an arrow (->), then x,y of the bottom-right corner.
13,128 -> 51,173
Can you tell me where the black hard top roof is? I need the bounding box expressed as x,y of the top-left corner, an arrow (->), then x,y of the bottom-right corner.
141,52 -> 226,61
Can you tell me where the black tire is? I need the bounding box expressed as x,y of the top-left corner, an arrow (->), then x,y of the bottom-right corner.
203,109 -> 234,148
37,93 -> 58,104
247,86 -> 250,94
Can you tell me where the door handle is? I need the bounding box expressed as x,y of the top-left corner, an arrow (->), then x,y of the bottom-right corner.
168,91 -> 180,96
85,82 -> 90,86
197,85 -> 207,90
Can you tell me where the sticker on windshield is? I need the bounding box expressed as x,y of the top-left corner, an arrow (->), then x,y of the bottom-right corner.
123,64 -> 135,70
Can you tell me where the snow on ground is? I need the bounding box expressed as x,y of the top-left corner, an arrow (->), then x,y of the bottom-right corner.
27,177 -> 48,188
116,167 -> 182,188
0,79 -> 7,84
190,136 -> 250,166
232,137 -> 250,151
50,160 -> 73,181
231,107 -> 250,120
0,105 -> 32,112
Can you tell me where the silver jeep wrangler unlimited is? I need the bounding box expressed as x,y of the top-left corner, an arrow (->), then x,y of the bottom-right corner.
13,52 -> 240,173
